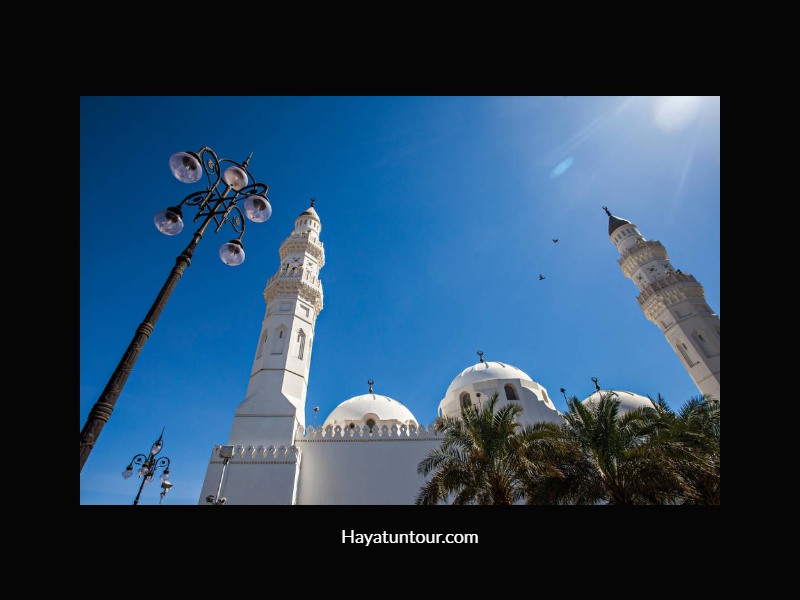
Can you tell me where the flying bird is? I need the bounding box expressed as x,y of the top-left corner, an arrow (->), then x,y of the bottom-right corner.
552,239 -> 559,243
539,274 -> 545,281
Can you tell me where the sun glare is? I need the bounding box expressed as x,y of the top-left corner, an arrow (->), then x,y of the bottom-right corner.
653,96 -> 702,132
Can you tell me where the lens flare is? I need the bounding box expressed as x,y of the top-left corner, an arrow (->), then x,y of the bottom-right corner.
550,157 -> 574,179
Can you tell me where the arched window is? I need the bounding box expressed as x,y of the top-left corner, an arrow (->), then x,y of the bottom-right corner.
256,330 -> 268,358
504,384 -> 518,400
296,329 -> 306,360
677,340 -> 696,367
460,392 -> 471,408
693,329 -> 717,357
271,326 -> 286,354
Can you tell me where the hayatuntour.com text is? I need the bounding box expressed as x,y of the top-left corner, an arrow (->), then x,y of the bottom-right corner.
342,530 -> 478,545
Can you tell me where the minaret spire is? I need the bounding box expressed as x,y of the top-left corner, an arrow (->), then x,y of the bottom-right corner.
199,200 -> 327,505
609,211 -> 719,400
225,200 -> 326,447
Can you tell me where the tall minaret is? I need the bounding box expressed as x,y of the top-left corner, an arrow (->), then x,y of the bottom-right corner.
604,207 -> 719,400
228,199 -> 325,446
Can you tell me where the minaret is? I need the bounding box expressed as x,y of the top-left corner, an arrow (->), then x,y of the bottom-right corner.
604,207 -> 719,400
228,199 -> 325,446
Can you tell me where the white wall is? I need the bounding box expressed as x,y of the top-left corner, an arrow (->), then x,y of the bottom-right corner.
198,430 -> 444,505
296,433 -> 441,505
198,445 -> 301,505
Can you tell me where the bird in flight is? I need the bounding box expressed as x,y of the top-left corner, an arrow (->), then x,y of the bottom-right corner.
552,239 -> 559,243
539,274 -> 545,281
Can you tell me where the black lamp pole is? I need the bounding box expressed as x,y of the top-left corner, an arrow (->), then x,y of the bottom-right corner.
122,428 -> 173,505
80,147 -> 272,472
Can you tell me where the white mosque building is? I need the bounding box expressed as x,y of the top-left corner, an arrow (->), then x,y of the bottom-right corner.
197,202 -> 719,505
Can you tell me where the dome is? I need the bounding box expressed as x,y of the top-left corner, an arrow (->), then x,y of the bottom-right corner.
604,208 -> 632,236
323,393 -> 417,427
582,390 -> 655,415
446,361 -> 534,395
298,206 -> 319,221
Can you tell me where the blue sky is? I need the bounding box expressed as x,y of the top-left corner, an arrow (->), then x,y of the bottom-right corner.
80,96 -> 720,505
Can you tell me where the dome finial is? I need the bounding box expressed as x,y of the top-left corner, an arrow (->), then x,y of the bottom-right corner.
310,197 -> 316,207
368,379 -> 374,394
591,377 -> 601,392
477,350 -> 484,363
603,207 -> 632,236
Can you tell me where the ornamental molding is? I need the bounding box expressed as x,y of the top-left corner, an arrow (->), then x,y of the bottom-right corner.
295,423 -> 443,440
618,241 -> 669,277
639,278 -> 706,322
264,271 -> 324,313
280,235 -> 325,265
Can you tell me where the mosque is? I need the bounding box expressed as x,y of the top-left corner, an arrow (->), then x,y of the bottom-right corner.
198,202 -> 720,505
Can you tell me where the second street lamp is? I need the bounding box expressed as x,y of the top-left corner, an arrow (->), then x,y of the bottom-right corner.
122,428 -> 173,505
80,147 -> 273,472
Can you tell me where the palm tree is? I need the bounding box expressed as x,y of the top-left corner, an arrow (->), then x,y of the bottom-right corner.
516,420 -> 600,505
415,392 -> 526,505
646,395 -> 720,504
525,392 -> 681,505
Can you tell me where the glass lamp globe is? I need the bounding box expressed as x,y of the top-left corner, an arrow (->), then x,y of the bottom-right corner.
154,206 -> 184,236
223,166 -> 248,190
243,195 -> 272,223
219,239 -> 245,266
144,474 -> 154,485
122,467 -> 133,480
138,466 -> 149,477
160,470 -> 170,482
169,152 -> 203,183
151,441 -> 162,455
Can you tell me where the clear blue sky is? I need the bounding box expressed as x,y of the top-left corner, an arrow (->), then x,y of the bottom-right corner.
80,96 -> 720,505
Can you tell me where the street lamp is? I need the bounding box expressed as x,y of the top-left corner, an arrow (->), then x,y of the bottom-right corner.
122,428 -> 173,505
206,444 -> 235,505
159,481 -> 173,505
80,147 -> 272,472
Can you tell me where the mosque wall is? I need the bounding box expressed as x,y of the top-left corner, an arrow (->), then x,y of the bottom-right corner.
295,424 -> 442,505
198,444 -> 301,505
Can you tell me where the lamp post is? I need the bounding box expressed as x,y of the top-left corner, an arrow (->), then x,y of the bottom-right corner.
122,428 -> 173,505
206,445 -> 235,505
80,147 -> 272,472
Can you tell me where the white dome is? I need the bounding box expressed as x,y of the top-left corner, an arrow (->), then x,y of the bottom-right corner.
297,206 -> 320,222
446,361 -> 533,394
582,390 -> 655,415
323,393 -> 417,427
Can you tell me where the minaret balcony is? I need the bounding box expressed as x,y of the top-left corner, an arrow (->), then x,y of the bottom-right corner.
266,268 -> 322,290
280,233 -> 325,262
637,272 -> 700,305
618,240 -> 668,277
281,231 -> 324,249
